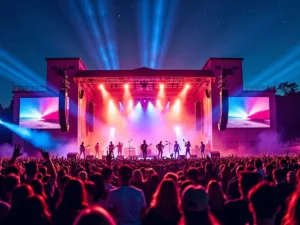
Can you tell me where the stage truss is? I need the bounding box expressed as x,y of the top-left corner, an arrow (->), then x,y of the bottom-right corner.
76,76 -> 213,97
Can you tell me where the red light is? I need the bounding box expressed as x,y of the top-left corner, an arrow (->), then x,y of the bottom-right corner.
99,84 -> 104,89
160,84 -> 164,89
124,83 -> 129,89
185,84 -> 190,89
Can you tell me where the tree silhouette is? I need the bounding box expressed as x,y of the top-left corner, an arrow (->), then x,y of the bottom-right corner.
277,81 -> 299,96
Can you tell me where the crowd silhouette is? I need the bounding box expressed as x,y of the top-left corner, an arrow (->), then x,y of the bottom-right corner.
0,144 -> 300,225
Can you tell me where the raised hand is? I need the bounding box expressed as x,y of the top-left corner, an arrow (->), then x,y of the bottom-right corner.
13,144 -> 23,158
39,149 -> 50,161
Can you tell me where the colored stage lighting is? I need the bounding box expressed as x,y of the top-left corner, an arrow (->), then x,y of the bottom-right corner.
124,83 -> 129,89
160,84 -> 164,89
185,84 -> 190,89
143,98 -> 146,102
99,84 -> 104,89
0,120 -> 2,124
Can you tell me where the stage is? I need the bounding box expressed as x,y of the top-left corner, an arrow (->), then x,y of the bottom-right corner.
11,58 -> 277,157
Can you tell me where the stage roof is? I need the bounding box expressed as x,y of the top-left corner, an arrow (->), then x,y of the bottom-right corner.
75,67 -> 214,78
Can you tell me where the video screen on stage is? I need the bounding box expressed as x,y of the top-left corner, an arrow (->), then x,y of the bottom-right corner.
228,97 -> 270,128
19,97 -> 63,129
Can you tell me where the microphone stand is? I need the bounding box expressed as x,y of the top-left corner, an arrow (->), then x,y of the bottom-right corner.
128,139 -> 132,157
166,141 -> 171,157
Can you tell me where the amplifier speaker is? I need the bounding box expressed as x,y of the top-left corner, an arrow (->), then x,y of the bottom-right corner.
79,90 -> 84,99
116,155 -> 124,160
218,89 -> 229,131
67,152 -> 78,159
205,89 -> 210,98
210,151 -> 220,158
59,90 -> 69,132
86,155 -> 94,160
179,155 -> 186,159
195,101 -> 203,131
190,155 -> 197,159
88,101 -> 94,132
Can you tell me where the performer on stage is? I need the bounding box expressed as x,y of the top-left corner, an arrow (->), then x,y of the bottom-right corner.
200,141 -> 206,158
174,141 -> 181,159
156,141 -> 165,158
95,143 -> 100,159
117,142 -> 123,156
108,142 -> 115,158
140,140 -> 148,160
185,141 -> 191,158
80,142 -> 86,159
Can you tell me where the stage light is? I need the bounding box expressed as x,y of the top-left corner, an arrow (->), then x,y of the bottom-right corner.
143,98 -> 146,102
156,99 -> 160,104
160,83 -> 164,89
0,120 -> 3,124
185,84 -> 190,89
124,83 -> 129,89
99,84 -> 104,89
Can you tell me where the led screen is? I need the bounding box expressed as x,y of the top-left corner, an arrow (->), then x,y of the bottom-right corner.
19,97 -> 62,129
228,97 -> 270,128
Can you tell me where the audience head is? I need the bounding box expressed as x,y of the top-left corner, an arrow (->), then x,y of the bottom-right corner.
101,166 -> 113,182
59,178 -> 87,210
187,168 -> 199,182
151,178 -> 180,218
164,172 -> 178,183
239,171 -> 261,199
132,169 -> 144,183
25,161 -> 38,178
249,182 -> 280,220
119,164 -> 133,185
74,207 -> 116,225
282,191 -> 300,225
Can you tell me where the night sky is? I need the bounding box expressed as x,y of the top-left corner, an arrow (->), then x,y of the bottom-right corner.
0,0 -> 300,107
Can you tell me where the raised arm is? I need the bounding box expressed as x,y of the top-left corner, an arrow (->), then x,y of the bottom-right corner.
9,144 -> 23,164
39,149 -> 57,188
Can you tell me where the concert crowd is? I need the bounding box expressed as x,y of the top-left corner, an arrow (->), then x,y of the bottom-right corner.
0,145 -> 300,225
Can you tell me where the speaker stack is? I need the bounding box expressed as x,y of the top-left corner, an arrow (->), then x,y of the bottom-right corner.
88,101 -> 95,132
59,90 -> 69,132
58,69 -> 70,132
218,89 -> 229,131
218,68 -> 229,131
195,101 -> 203,131
67,152 -> 78,159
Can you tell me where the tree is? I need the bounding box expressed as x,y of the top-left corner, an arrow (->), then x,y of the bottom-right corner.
277,81 -> 299,96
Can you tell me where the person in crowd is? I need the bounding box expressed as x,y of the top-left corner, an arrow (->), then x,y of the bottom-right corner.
254,158 -> 265,178
273,168 -> 295,225
144,178 -> 181,225
52,179 -> 88,225
227,165 -> 244,199
224,171 -> 261,225
74,207 -> 116,225
131,169 -> 145,191
89,173 -> 109,208
102,166 -> 116,191
2,184 -> 34,225
282,191 -> 300,225
248,182 -> 281,225
181,184 -> 217,225
207,180 -> 226,223
107,164 -> 146,225
264,163 -> 274,182
85,181 -> 96,206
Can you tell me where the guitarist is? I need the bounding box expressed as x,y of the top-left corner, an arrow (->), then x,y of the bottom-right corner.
200,141 -> 206,158
156,141 -> 167,158
183,139 -> 191,158
141,140 -> 149,160
108,142 -> 116,158
174,141 -> 181,159
79,142 -> 89,159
